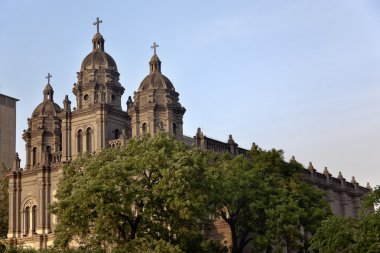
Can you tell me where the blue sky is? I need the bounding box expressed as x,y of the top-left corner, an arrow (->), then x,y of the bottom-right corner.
0,0 -> 379,187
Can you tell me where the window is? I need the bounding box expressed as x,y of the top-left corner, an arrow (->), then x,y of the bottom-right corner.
25,206 -> 30,235
142,123 -> 147,134
32,147 -> 37,166
173,123 -> 177,135
158,121 -> 164,131
86,128 -> 92,153
77,130 -> 83,153
46,146 -> 52,164
23,200 -> 37,236
115,129 -> 120,139
32,206 -> 37,234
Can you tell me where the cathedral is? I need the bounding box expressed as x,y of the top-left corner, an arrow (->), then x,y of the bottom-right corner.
5,18 -> 370,249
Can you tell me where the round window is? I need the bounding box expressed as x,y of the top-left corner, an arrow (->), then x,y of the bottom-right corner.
84,94 -> 89,101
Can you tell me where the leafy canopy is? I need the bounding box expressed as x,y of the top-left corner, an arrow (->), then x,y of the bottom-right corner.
50,133 -> 212,250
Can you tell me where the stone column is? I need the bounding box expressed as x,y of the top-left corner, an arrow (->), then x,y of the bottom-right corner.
36,179 -> 44,234
16,174 -> 22,238
7,174 -> 16,238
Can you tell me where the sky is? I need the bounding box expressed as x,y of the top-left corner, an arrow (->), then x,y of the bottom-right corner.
0,0 -> 379,187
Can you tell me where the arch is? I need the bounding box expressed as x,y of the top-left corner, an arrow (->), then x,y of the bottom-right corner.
77,129 -> 83,154
22,198 -> 38,236
142,123 -> 147,134
32,147 -> 37,166
114,129 -> 120,139
86,128 -> 92,153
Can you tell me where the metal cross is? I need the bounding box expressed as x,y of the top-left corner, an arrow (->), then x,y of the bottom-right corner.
46,73 -> 52,84
151,42 -> 159,55
93,17 -> 103,33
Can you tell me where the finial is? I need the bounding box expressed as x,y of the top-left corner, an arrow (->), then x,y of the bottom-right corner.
63,95 -> 71,111
323,167 -> 329,176
93,17 -> 103,33
366,182 -> 372,190
308,162 -> 314,171
46,73 -> 52,84
338,171 -> 344,180
351,176 -> 357,184
13,153 -> 20,170
151,42 -> 159,55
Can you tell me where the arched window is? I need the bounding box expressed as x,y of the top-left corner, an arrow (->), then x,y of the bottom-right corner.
77,130 -> 83,154
24,200 -> 37,236
142,123 -> 147,134
173,123 -> 177,136
114,129 -> 120,139
86,128 -> 92,153
32,147 -> 37,166
25,206 -> 30,235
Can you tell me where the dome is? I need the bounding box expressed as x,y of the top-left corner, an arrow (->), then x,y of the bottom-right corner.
32,100 -> 62,118
138,72 -> 175,92
80,50 -> 118,72
44,83 -> 53,92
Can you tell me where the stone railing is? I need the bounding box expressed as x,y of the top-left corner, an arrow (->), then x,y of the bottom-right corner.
303,162 -> 370,194
108,139 -> 122,148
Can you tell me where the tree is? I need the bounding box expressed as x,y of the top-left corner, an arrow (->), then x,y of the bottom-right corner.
310,186 -> 380,253
0,163 -> 8,238
50,133 -> 212,250
206,145 -> 330,253
263,157 -> 330,252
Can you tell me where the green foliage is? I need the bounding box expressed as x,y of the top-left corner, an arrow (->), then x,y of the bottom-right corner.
0,163 -> 9,238
309,216 -> 357,253
207,145 -> 331,253
50,133 -> 211,250
112,236 -> 183,253
50,133 -> 331,252
310,186 -> 380,253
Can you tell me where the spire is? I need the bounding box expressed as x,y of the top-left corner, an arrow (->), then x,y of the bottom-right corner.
149,42 -> 161,73
43,73 -> 54,101
92,17 -> 105,51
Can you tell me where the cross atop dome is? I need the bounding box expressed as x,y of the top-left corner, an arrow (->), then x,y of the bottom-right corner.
151,42 -> 159,55
91,17 -> 105,51
45,73 -> 52,84
93,17 -> 103,33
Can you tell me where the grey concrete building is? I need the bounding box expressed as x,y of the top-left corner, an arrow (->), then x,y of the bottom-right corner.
0,94 -> 18,169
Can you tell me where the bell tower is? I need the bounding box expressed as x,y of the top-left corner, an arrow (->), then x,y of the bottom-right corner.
73,17 -> 124,111
62,18 -> 130,159
127,42 -> 185,139
23,74 -> 62,170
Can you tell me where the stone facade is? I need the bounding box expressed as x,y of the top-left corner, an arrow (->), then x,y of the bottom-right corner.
0,94 -> 18,169
5,20 -> 370,249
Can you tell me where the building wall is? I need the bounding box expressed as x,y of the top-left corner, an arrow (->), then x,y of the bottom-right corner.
0,94 -> 18,169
